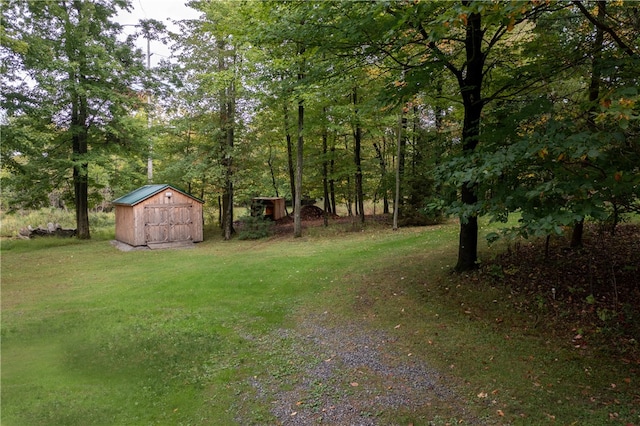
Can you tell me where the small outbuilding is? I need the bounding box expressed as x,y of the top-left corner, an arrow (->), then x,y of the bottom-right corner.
113,184 -> 204,248
250,197 -> 286,221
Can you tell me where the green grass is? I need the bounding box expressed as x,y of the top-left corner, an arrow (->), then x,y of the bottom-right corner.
1,219 -> 638,425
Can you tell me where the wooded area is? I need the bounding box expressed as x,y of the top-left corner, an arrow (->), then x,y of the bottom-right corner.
1,0 -> 638,270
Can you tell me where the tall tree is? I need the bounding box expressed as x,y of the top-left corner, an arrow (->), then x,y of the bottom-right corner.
1,0 -> 147,238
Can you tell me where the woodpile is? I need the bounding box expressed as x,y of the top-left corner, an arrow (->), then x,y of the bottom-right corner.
19,223 -> 76,238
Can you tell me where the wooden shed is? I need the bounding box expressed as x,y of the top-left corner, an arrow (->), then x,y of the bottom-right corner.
113,184 -> 204,248
250,197 -> 286,220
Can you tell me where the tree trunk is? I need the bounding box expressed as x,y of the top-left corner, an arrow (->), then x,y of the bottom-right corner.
294,96 -> 304,237
268,144 -> 280,197
66,2 -> 90,239
329,142 -> 337,215
571,0 -> 605,249
570,218 -> 584,249
284,101 -> 295,209
73,92 -> 90,239
373,140 -> 389,215
393,108 -> 407,230
293,41 -> 305,238
322,107 -> 331,224
455,7 -> 484,272
353,87 -> 365,224
219,40 -> 235,240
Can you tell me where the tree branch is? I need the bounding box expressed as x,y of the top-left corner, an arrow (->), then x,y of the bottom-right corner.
572,0 -> 637,57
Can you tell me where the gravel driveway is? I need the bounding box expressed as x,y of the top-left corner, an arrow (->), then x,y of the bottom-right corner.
245,312 -> 486,425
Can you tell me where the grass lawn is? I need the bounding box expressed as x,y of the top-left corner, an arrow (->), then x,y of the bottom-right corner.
1,220 -> 638,425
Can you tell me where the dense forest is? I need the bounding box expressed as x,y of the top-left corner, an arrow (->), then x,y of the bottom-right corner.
1,0 -> 638,270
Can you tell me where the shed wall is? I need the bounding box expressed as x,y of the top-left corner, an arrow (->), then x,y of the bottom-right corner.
115,205 -> 136,246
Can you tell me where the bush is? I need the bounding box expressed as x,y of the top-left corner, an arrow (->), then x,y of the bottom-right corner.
236,215 -> 274,240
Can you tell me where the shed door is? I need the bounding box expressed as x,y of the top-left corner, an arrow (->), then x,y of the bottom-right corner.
144,204 -> 193,244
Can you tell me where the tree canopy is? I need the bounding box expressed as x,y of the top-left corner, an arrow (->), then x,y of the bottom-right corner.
2,0 -> 638,269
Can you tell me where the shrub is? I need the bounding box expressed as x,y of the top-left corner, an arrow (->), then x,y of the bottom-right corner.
236,215 -> 274,240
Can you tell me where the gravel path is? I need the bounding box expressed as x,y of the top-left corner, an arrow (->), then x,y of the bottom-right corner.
246,312 -> 485,425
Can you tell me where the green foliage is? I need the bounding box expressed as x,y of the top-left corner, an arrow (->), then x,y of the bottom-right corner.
236,214 -> 275,240
1,0 -> 148,232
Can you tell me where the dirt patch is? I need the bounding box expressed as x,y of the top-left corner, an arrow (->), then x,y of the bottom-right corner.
271,211 -> 392,236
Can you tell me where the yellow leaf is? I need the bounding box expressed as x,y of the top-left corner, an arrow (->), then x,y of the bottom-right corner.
539,147 -> 548,159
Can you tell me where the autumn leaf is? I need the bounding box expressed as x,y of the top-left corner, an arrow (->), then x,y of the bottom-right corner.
538,147 -> 548,159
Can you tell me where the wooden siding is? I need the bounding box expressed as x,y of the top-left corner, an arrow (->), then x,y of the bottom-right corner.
115,187 -> 203,247
251,197 -> 286,221
115,205 -> 136,246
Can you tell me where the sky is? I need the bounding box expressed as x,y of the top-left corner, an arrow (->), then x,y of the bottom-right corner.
116,0 -> 202,67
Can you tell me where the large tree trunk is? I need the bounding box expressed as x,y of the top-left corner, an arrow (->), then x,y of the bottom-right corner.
66,1 -> 90,239
353,87 -> 365,224
73,92 -> 90,239
219,41 -> 235,240
294,42 -> 305,238
222,97 -> 234,240
322,107 -> 331,222
571,0 -> 605,248
455,7 -> 484,272
284,101 -> 295,210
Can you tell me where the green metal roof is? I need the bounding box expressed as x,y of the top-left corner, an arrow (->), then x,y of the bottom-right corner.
112,184 -> 204,206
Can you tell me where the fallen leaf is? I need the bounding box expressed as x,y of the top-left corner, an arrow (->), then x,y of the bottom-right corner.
497,409 -> 504,417
350,382 -> 359,387
477,392 -> 488,398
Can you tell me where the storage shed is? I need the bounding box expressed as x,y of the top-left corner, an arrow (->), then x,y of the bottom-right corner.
113,184 -> 204,248
250,197 -> 286,221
